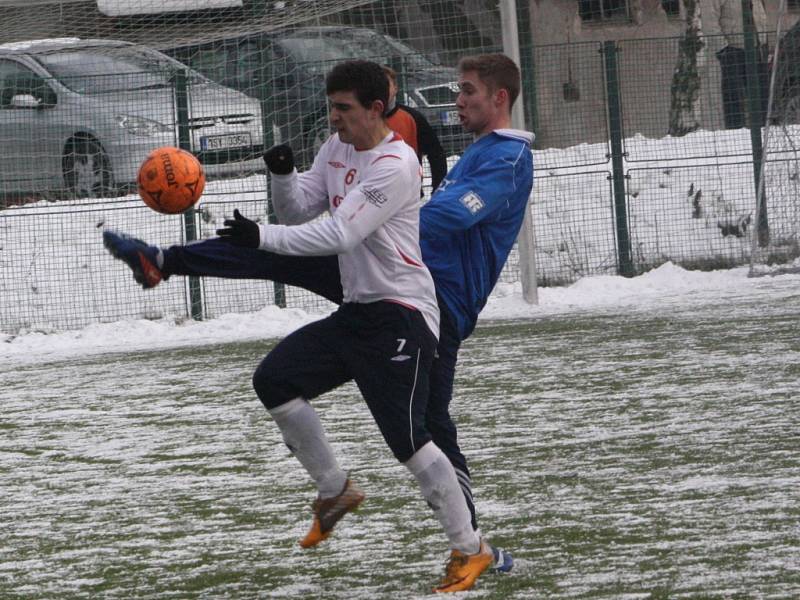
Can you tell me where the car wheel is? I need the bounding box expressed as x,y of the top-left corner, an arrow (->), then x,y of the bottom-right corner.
63,138 -> 114,198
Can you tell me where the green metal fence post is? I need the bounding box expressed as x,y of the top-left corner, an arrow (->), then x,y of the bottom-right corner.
742,0 -> 769,246
259,50 -> 286,308
602,41 -> 634,277
175,69 -> 203,320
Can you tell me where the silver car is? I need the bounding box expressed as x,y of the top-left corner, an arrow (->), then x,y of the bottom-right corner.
0,38 -> 264,198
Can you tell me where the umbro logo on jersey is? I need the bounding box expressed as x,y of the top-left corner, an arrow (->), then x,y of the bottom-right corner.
391,354 -> 411,362
460,191 -> 484,214
363,186 -> 388,207
328,161 -> 347,168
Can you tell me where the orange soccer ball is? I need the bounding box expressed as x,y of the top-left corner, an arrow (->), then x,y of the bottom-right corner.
137,146 -> 205,214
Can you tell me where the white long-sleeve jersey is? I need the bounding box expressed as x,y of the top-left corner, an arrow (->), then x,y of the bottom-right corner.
257,131 -> 439,338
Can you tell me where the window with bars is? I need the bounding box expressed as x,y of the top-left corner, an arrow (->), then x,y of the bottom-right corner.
661,0 -> 681,17
578,0 -> 631,22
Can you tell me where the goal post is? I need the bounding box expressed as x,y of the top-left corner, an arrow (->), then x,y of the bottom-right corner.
500,0 -> 539,304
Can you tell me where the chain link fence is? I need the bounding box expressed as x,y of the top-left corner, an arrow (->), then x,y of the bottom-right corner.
1,0 -> 798,333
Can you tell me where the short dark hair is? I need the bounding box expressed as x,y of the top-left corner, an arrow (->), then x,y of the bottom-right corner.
457,53 -> 521,107
325,60 -> 389,110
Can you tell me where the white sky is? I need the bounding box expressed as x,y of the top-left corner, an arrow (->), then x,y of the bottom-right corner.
3,261 -> 797,366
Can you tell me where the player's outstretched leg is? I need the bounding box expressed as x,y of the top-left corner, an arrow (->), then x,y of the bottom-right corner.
103,231 -> 164,289
434,539 -> 494,593
300,478 -> 365,549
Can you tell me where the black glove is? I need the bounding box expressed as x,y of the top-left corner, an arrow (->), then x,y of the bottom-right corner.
263,144 -> 295,175
216,209 -> 260,248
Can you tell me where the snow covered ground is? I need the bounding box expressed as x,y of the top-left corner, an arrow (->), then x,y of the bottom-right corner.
1,262 -> 798,599
2,37 -> 800,600
2,259 -> 798,364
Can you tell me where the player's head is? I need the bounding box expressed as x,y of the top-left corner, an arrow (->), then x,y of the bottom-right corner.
325,60 -> 389,148
458,54 -> 521,108
456,53 -> 520,135
326,60 -> 389,111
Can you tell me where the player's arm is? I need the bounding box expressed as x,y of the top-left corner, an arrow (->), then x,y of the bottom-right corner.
255,156 -> 414,256
265,144 -> 329,225
409,107 -> 447,192
420,156 -> 519,239
260,156 -> 412,255
271,170 -> 328,225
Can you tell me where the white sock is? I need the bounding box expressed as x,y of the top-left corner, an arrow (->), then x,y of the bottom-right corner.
268,397 -> 347,498
405,441 -> 481,554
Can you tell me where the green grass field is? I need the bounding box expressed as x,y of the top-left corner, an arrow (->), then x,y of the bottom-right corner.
2,285 -> 799,599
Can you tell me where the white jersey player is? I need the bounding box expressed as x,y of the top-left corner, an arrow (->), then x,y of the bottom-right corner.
264,129 -> 439,338
212,60 -> 494,592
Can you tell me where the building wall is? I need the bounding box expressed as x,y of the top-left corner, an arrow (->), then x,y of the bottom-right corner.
526,0 -> 800,148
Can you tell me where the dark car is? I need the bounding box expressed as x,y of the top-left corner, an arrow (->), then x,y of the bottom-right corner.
165,26 -> 471,167
772,18 -> 800,123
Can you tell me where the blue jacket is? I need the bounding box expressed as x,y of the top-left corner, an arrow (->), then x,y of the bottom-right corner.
419,129 -> 534,340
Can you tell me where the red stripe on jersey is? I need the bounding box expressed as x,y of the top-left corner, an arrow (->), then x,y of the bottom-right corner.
385,299 -> 419,312
371,154 -> 402,165
396,246 -> 422,267
347,202 -> 368,221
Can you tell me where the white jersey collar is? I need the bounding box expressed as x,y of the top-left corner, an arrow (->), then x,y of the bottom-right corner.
493,129 -> 535,144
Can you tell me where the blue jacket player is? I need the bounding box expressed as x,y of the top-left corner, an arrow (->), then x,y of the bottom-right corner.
419,55 -> 533,556
103,53 -> 533,585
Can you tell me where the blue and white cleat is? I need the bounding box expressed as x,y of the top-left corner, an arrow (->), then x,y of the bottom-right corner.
103,230 -> 164,289
490,545 -> 514,573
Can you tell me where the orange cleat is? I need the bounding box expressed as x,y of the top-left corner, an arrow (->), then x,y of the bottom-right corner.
299,478 -> 365,548
434,539 -> 494,593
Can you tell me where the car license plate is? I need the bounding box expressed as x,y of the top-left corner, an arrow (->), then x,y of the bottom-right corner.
441,110 -> 460,126
201,133 -> 251,151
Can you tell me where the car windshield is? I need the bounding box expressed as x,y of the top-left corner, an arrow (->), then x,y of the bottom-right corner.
276,30 -> 436,75
35,45 -> 207,94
